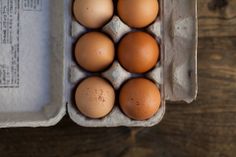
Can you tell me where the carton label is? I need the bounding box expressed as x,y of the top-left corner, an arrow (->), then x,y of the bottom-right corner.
0,0 -> 20,88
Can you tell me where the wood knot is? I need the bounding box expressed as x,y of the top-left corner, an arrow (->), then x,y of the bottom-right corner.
208,0 -> 228,11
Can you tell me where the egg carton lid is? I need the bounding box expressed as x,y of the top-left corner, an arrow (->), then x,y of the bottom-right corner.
0,0 -> 197,128
162,0 -> 198,103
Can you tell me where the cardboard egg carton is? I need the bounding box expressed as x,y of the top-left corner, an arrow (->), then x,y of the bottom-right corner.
69,15 -> 164,127
0,0 -> 197,128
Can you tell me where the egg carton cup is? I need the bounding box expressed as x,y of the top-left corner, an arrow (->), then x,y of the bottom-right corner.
0,0 -> 197,128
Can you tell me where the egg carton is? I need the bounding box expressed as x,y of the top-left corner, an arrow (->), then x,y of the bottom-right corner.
68,14 -> 165,127
0,0 -> 197,128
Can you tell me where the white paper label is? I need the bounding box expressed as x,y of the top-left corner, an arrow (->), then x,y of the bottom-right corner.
0,0 -> 20,88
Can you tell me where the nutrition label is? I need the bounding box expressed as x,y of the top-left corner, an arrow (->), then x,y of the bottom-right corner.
0,0 -> 20,88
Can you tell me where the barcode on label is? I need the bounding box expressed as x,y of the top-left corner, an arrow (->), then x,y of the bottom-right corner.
22,0 -> 42,11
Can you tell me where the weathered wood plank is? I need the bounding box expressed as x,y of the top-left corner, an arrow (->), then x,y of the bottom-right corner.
198,0 -> 236,37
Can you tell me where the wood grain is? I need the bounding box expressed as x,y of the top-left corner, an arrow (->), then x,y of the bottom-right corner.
198,0 -> 236,37
0,0 -> 236,157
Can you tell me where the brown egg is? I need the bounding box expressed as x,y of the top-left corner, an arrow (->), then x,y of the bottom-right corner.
75,32 -> 115,72
118,32 -> 159,74
75,77 -> 115,119
118,0 -> 159,28
73,0 -> 114,29
119,78 -> 161,120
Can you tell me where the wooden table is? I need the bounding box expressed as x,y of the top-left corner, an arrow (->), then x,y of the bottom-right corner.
0,0 -> 236,156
